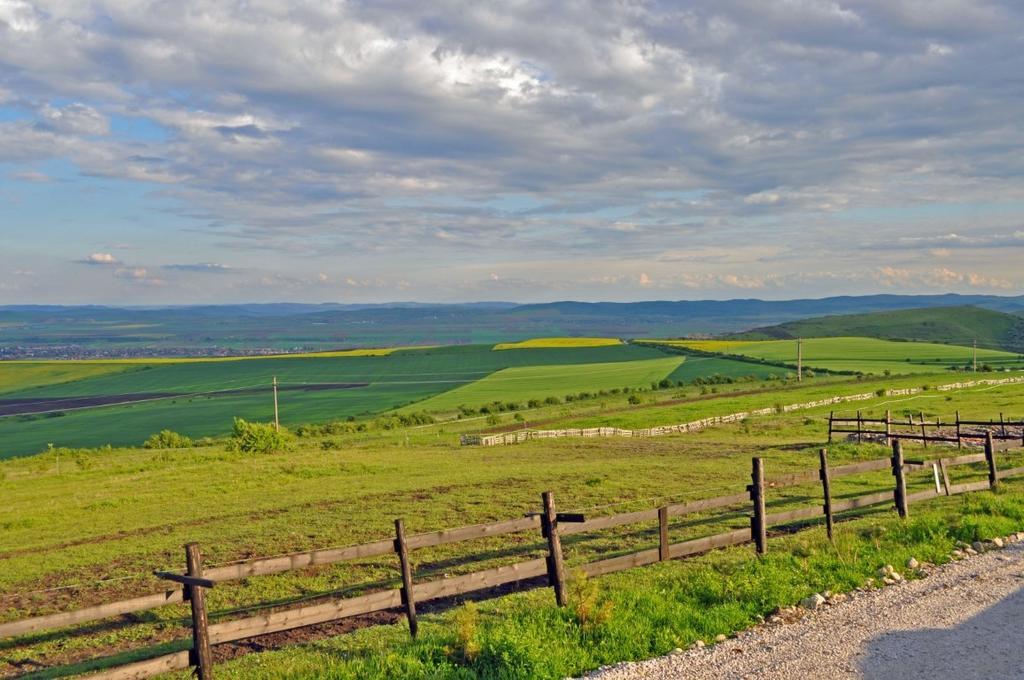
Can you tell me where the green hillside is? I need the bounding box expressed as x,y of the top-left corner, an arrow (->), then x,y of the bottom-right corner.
734,305 -> 1024,352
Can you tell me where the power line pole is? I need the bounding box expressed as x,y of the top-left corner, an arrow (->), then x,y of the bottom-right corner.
797,338 -> 803,382
272,376 -> 280,432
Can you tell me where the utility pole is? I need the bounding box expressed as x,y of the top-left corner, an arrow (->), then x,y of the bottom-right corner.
797,338 -> 803,382
272,376 -> 280,432
973,339 -> 977,373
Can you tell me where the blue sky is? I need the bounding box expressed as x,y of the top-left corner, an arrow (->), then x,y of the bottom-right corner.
1,0 -> 1023,304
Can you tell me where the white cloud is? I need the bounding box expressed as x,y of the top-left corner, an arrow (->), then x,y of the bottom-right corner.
78,252 -> 120,265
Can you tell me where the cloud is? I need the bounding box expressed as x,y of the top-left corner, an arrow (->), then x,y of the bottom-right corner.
2,2 -> 1024,302
77,253 -> 120,266
162,263 -> 234,273
36,103 -> 109,136
8,170 -> 50,182
115,267 -> 165,286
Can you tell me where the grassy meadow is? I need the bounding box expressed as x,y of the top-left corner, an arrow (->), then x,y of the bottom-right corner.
2,369 -> 1023,678
655,337 -> 1023,375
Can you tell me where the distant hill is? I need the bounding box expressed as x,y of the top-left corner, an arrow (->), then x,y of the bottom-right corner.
3,294 -> 1024,358
733,306 -> 1024,353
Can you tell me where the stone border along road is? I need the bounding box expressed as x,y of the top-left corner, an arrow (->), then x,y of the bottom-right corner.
582,534 -> 1024,679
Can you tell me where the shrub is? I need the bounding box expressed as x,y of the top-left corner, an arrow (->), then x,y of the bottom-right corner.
627,394 -> 641,405
447,602 -> 481,663
229,418 -> 290,454
143,430 -> 193,449
544,396 -> 562,405
527,399 -> 542,409
566,570 -> 613,631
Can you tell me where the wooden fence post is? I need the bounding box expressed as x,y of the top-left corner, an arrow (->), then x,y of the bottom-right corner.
819,448 -> 834,542
956,410 -> 962,449
394,518 -> 418,638
891,439 -> 908,519
658,506 -> 670,561
985,432 -> 998,491
856,411 -> 863,444
184,543 -> 213,680
919,412 -> 928,449
749,458 -> 767,554
939,458 -> 952,495
541,492 -> 567,607
885,410 -> 892,446
828,411 -> 834,443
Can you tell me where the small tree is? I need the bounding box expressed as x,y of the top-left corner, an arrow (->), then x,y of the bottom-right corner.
229,418 -> 290,453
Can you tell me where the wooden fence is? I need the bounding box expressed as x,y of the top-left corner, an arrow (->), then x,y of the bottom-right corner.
4,433 -> 1023,679
463,376 -> 1024,446
828,410 -> 1024,448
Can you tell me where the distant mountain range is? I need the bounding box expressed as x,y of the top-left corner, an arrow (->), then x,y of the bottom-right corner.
2,294 -> 1022,358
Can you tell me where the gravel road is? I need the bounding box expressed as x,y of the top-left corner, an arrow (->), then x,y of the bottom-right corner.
583,540 -> 1024,679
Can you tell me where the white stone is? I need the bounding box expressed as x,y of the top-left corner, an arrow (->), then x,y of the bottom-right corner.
801,593 -> 826,610
992,537 -> 1005,548
907,557 -> 920,569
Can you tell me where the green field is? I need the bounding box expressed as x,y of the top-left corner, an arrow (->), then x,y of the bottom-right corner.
3,335 -> 1020,459
2,372 -> 1023,678
656,336 -> 1022,375
0,363 -> 136,394
492,337 -> 623,350
404,356 -> 683,413
0,344 -> 668,458
665,355 -> 791,383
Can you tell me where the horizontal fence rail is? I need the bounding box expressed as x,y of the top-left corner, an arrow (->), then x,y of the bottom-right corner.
6,433 -> 1024,679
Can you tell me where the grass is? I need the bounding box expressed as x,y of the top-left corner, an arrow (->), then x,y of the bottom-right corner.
492,338 -> 623,350
2,372 -> 1023,677
653,337 -> 1022,375
0,363 -> 138,395
665,356 -> 790,383
192,488 -> 1024,680
402,357 -> 683,414
0,344 -> 667,458
0,347 -> 437,365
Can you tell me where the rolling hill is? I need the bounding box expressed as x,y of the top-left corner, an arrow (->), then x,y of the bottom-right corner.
733,306 -> 1024,352
5,294 -> 1024,358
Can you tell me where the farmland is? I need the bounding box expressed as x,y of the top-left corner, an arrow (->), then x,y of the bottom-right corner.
0,344 -> 671,458
2,335 -> 1020,459
2,370 -> 1023,678
654,337 -> 1023,375
492,337 -> 623,350
403,356 -> 683,414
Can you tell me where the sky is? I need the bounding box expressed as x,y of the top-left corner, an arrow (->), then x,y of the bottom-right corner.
1,0 -> 1023,305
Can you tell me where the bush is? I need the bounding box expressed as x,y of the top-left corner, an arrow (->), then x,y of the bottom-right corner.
229,418 -> 290,454
143,430 -> 193,449
627,394 -> 641,405
544,396 -> 561,405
